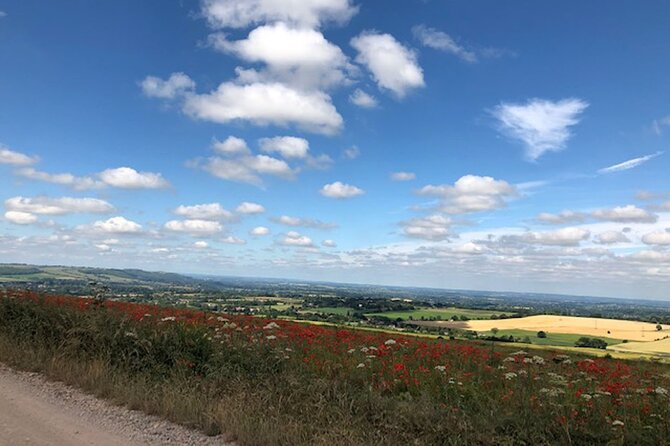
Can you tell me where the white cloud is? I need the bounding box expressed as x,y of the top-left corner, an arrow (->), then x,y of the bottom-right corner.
259,136 -> 309,158
343,146 -> 360,160
5,196 -> 114,215
90,217 -> 142,234
0,11 -> 6,18
351,31 -> 424,98
641,230 -> 670,246
598,152 -> 663,174
320,181 -> 364,199
201,0 -> 358,29
183,81 -> 343,135
4,211 -> 38,225
536,210 -> 587,225
349,89 -> 378,108
493,98 -> 588,161
173,203 -> 235,221
236,202 -> 265,214
140,72 -> 195,99
417,175 -> 517,214
391,171 -> 416,181
164,219 -> 223,235
401,214 -> 452,241
15,167 -> 103,190
194,241 -> 209,249
594,230 -> 630,245
250,226 -> 270,236
195,153 -> 295,186
222,235 -> 246,245
412,25 -> 476,63
322,239 -> 337,248
279,230 -> 314,247
212,136 -> 250,155
98,167 -> 169,189
652,116 -> 670,135
0,145 -> 38,165
209,23 -> 351,90
592,205 -> 657,223
519,227 -> 591,246
273,215 -> 337,229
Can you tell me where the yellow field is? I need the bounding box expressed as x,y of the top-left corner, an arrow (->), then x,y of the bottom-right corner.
608,337 -> 670,356
432,315 -> 670,342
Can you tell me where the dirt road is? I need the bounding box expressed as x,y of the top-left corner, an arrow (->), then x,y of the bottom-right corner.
0,364 -> 230,446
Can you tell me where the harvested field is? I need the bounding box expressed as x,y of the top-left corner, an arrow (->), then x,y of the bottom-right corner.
415,315 -> 670,342
608,337 -> 670,357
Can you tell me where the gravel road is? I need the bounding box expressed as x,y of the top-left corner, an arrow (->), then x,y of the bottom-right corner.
0,364 -> 233,446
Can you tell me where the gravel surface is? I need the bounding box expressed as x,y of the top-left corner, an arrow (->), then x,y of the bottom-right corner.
0,363 -> 234,446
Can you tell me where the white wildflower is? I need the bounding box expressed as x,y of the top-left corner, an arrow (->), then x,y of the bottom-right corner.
263,322 -> 280,330
612,420 -> 624,427
357,363 -> 366,368
384,339 -> 397,346
160,316 -> 176,322
266,335 -> 277,340
505,372 -> 518,380
435,365 -> 446,372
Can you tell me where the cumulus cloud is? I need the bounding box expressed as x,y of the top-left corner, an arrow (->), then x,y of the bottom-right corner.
164,219 -> 223,235
236,202 -> 265,214
201,0 -> 358,29
183,81 -> 343,135
212,136 -> 251,155
349,89 -> 378,108
194,153 -> 296,186
15,168 -> 103,190
4,211 -> 38,225
412,25 -> 476,63
98,167 -> 169,189
594,231 -> 630,245
209,23 -> 352,90
320,181 -> 364,199
272,215 -> 337,229
140,72 -> 195,99
536,210 -> 588,225
592,205 -> 657,223
401,214 -> 452,241
193,241 -> 209,249
88,217 -> 142,234
342,146 -> 360,160
417,175 -> 517,214
0,145 -> 38,165
322,239 -> 337,247
221,235 -> 246,245
5,196 -> 114,215
597,152 -> 663,174
279,230 -> 314,247
173,203 -> 235,221
259,136 -> 310,158
493,98 -> 588,161
250,226 -> 270,236
518,227 -> 591,246
351,31 -> 424,98
391,171 -> 416,181
641,230 -> 670,246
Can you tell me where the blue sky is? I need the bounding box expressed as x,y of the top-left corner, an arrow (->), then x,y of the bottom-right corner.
1,0 -> 669,299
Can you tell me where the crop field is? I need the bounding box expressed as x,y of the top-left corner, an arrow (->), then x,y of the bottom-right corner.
300,306 -> 357,316
479,329 -> 624,347
1,290 -> 670,445
366,306 -> 507,321
425,315 -> 670,342
608,337 -> 670,357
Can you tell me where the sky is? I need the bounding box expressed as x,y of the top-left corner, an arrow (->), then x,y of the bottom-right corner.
1,0 -> 669,300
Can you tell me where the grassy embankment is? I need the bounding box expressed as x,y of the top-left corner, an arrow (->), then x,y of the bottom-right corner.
1,290 -> 670,446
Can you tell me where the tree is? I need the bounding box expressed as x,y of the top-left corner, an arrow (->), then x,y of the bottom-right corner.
537,330 -> 547,339
657,324 -> 663,331
491,327 -> 499,336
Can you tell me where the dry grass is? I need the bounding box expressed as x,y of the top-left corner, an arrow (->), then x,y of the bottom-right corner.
425,315 -> 670,342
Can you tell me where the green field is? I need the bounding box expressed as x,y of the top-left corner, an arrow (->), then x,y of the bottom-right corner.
483,329 -> 624,347
366,306 -> 510,321
301,306 -> 357,316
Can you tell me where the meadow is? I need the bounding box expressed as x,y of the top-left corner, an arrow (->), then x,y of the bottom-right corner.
1,290 -> 669,445
365,306 -> 506,321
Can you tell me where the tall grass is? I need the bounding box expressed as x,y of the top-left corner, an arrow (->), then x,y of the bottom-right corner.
0,291 -> 669,445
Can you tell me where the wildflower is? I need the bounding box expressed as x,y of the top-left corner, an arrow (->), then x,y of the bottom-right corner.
655,387 -> 668,396
511,350 -> 528,356
160,316 -> 176,322
435,365 -> 446,372
124,331 -> 137,338
505,372 -> 518,380
612,420 -> 624,427
357,363 -> 366,368
347,348 -> 356,354
384,339 -> 397,346
263,322 -> 280,330
216,316 -> 228,322
266,335 -> 277,340
581,394 -> 592,401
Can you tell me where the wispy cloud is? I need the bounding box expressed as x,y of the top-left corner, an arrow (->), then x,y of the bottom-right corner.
493,98 -> 588,161
652,116 -> 670,135
598,151 -> 663,174
412,25 -> 477,63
